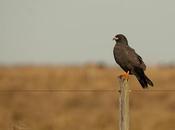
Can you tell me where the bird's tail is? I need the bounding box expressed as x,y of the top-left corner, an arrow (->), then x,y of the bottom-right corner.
135,67 -> 154,88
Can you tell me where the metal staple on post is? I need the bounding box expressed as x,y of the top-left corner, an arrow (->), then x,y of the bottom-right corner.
118,76 -> 130,130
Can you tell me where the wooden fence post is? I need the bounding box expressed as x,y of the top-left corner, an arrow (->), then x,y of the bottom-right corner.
118,77 -> 130,130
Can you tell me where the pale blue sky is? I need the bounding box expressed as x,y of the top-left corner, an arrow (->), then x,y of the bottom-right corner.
1,0 -> 175,65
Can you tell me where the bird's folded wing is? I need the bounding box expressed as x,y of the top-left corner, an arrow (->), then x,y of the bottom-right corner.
126,46 -> 146,70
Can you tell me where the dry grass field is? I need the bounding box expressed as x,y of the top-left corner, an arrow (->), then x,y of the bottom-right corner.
0,64 -> 175,130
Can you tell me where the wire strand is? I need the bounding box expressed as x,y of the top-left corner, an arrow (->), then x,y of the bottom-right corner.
0,89 -> 117,93
0,89 -> 175,93
131,89 -> 175,93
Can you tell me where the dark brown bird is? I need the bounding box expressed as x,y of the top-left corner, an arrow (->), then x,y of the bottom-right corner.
113,34 -> 153,88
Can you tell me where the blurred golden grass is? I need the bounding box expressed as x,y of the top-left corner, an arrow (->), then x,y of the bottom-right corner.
0,65 -> 175,130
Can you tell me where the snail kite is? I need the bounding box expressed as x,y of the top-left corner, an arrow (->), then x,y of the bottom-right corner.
113,34 -> 153,88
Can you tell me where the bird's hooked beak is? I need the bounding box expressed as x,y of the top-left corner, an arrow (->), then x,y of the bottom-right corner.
112,37 -> 118,41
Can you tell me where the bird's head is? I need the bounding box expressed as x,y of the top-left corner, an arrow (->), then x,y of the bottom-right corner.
113,34 -> 128,45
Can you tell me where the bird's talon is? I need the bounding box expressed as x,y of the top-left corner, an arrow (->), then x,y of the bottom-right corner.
118,71 -> 129,80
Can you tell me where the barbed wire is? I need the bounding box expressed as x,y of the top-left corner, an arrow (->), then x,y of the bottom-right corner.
0,89 -> 175,93
0,89 -> 116,93
131,89 -> 175,93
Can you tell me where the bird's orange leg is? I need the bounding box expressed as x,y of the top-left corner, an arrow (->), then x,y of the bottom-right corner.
119,71 -> 129,80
